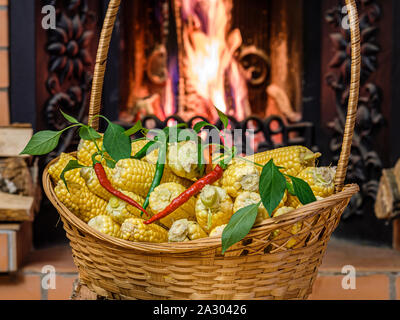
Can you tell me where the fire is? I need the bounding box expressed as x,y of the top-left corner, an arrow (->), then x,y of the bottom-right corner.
180,0 -> 249,121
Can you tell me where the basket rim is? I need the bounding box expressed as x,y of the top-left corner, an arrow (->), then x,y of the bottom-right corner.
42,154 -> 359,254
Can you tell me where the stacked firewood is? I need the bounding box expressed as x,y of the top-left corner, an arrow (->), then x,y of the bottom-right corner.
375,160 -> 400,221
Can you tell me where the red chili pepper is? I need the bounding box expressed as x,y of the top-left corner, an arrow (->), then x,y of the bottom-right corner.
93,162 -> 149,217
144,164 -> 224,225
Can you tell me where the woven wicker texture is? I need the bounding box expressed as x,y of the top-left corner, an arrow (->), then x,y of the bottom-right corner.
43,0 -> 361,300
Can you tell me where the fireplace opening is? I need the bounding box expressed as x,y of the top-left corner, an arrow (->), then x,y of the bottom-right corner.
119,0 -> 303,127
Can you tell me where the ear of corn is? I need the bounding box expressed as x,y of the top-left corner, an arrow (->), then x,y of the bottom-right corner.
271,206 -> 302,248
209,224 -> 227,237
245,146 -> 321,176
48,153 -> 80,184
54,180 -> 107,223
168,219 -> 207,242
120,218 -> 168,243
80,166 -> 113,201
286,166 -> 336,208
195,185 -> 233,233
233,191 -> 287,224
221,162 -> 260,198
167,141 -> 201,180
77,137 -> 104,166
131,139 -> 159,164
88,215 -> 121,238
112,159 -> 192,198
148,182 -> 196,228
106,191 -> 150,224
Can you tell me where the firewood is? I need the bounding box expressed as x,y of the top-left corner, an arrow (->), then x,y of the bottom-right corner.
375,168 -> 400,220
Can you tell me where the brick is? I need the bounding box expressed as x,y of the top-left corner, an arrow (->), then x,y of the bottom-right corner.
0,0 -> 7,6
320,238 -> 400,272
0,50 -> 9,87
47,275 -> 77,300
0,273 -> 41,300
0,10 -> 8,47
23,245 -> 78,273
308,274 -> 390,300
0,90 -> 9,125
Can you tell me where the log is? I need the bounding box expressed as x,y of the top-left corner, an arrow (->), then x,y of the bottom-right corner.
0,191 -> 34,222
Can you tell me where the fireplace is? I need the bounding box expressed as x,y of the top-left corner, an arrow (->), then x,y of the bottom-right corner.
118,0 -> 304,126
7,0 -> 400,248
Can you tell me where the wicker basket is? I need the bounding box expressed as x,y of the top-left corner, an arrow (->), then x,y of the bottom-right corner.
43,0 -> 360,300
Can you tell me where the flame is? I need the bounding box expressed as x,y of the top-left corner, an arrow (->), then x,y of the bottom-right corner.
181,0 -> 247,118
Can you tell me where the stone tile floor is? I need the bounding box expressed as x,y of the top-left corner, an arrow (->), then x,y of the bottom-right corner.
0,237 -> 399,300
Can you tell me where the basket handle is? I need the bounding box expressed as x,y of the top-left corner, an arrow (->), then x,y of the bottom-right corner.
88,0 -> 121,131
87,0 -> 360,192
334,0 -> 361,192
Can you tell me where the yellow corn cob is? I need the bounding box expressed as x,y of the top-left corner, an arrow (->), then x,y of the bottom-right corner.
120,218 -> 168,243
148,182 -> 196,228
131,139 -> 159,164
80,166 -> 113,201
54,180 -> 107,223
271,206 -> 302,248
168,219 -> 207,242
233,191 -> 287,224
77,137 -> 104,166
167,141 -> 201,180
221,162 -> 260,198
48,153 -> 79,184
286,167 -> 336,208
245,146 -> 321,176
106,191 -> 150,224
111,158 -> 192,198
88,215 -> 121,238
209,224 -> 227,237
195,185 -> 233,233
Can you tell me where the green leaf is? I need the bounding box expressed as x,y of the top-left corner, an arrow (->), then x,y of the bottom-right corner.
215,106 -> 229,129
286,181 -> 296,196
259,159 -> 287,216
289,175 -> 317,205
60,110 -> 79,124
105,158 -> 116,169
221,203 -> 260,254
193,121 -> 218,133
124,120 -> 143,137
20,130 -> 62,155
103,122 -> 132,162
60,160 -> 86,191
78,126 -> 102,141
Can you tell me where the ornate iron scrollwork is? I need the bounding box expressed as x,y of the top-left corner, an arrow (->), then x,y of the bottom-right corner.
43,0 -> 95,161
325,0 -> 384,218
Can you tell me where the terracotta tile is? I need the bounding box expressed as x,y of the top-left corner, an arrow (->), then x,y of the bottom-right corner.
0,10 -> 8,47
308,274 -> 390,300
47,275 -> 77,300
0,273 -> 41,300
320,238 -> 400,272
0,50 -> 9,87
0,233 -> 8,272
0,90 -> 9,125
23,245 -> 77,273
